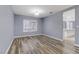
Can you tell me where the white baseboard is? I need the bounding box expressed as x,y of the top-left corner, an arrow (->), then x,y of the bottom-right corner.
5,34 -> 42,53
5,39 -> 14,54
14,34 -> 42,38
5,34 -> 63,53
74,44 -> 79,47
42,34 -> 63,42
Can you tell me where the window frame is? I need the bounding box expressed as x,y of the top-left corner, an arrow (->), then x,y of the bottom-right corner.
23,19 -> 38,32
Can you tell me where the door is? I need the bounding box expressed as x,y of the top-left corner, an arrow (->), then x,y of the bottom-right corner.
63,9 -> 75,45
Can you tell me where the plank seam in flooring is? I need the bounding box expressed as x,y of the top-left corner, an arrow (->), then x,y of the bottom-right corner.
6,34 -> 63,54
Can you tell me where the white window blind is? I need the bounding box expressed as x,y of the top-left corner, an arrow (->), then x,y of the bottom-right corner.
23,20 -> 37,32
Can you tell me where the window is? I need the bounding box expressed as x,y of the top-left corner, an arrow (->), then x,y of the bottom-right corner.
23,20 -> 37,32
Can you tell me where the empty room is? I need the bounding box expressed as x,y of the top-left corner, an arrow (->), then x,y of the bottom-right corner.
0,5 -> 79,54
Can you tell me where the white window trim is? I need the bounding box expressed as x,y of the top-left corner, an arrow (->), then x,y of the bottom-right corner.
23,19 -> 38,32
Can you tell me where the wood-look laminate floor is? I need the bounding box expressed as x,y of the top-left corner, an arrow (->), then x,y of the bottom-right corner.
8,35 -> 79,54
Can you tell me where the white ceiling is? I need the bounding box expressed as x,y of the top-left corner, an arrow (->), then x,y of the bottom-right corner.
12,5 -> 74,18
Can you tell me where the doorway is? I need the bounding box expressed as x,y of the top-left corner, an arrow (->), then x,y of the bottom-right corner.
63,9 -> 75,45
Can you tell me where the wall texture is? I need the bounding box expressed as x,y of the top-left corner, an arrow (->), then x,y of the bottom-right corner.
14,15 -> 43,36
0,6 -> 14,53
43,12 -> 63,40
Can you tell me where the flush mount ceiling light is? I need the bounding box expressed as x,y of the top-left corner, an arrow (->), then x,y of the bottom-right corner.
30,8 -> 44,16
34,10 -> 40,16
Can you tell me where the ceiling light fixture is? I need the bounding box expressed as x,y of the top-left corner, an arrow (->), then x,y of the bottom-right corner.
33,9 -> 41,16
31,8 -> 44,16
34,10 -> 40,16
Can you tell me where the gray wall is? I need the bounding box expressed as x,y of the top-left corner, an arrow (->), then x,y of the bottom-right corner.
43,12 -> 63,40
75,6 -> 79,45
14,15 -> 43,36
1,5 -> 79,53
14,6 -> 79,45
42,5 -> 79,45
0,6 -> 14,53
